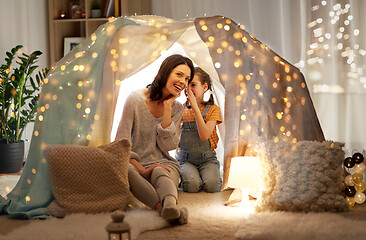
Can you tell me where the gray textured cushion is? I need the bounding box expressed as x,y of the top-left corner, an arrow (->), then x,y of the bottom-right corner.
255,140 -> 348,212
45,139 -> 130,214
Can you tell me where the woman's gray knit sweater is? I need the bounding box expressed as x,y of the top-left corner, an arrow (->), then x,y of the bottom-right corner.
115,89 -> 183,172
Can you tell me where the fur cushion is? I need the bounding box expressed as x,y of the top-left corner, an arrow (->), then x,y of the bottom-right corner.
44,139 -> 130,214
255,140 -> 348,212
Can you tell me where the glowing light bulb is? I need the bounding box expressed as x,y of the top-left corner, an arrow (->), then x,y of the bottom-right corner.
276,112 -> 283,119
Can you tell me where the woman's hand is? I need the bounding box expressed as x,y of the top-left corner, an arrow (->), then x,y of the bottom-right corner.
163,94 -> 178,111
161,94 -> 179,129
139,163 -> 171,178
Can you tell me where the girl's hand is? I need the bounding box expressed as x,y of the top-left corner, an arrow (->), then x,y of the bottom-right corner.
187,87 -> 199,112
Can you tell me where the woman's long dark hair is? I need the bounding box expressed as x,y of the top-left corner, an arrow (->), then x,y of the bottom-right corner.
185,67 -> 214,108
147,54 -> 194,101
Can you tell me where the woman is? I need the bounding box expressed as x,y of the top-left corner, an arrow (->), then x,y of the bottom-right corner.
115,54 -> 194,224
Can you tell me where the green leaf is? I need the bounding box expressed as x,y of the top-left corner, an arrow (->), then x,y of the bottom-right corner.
30,77 -> 36,90
35,74 -> 40,84
6,52 -> 12,60
11,45 -> 22,54
28,66 -> 38,76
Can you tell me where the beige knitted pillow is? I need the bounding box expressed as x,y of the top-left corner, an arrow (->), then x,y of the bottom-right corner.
45,139 -> 130,214
255,140 -> 348,212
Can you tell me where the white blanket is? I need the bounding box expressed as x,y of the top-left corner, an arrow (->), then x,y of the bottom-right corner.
0,208 -> 168,240
236,211 -> 366,240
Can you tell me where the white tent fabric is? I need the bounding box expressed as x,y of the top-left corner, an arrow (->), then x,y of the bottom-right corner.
0,15 -> 324,219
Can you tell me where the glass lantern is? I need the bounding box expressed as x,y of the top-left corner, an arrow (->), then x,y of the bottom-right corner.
105,211 -> 131,240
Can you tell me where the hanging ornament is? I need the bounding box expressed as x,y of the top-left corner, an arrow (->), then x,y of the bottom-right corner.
352,152 -> 364,164
344,174 -> 354,186
352,172 -> 363,184
345,186 -> 356,197
354,182 -> 366,192
354,192 -> 366,204
344,157 -> 355,168
354,162 -> 366,173
346,196 -> 356,208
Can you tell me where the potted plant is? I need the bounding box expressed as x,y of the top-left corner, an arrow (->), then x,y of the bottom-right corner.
91,1 -> 102,18
0,45 -> 48,173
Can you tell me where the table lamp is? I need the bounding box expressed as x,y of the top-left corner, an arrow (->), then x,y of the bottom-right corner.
226,156 -> 261,207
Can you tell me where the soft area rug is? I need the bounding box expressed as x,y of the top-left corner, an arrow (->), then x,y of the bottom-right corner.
236,211 -> 366,240
0,208 -> 168,240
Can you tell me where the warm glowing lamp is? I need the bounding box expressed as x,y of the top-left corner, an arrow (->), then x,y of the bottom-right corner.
227,156 -> 261,207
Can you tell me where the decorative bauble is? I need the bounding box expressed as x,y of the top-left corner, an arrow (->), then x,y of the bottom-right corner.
346,196 -> 356,208
345,175 -> 354,186
354,162 -> 366,173
354,192 -> 366,204
352,152 -> 364,164
352,172 -> 363,184
355,182 -> 365,192
344,157 -> 355,168
345,186 -> 356,197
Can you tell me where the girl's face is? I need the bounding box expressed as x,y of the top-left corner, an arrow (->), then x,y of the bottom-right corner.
164,64 -> 191,97
188,74 -> 208,102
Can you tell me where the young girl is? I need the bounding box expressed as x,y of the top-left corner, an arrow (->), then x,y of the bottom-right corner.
115,54 -> 194,224
176,67 -> 222,193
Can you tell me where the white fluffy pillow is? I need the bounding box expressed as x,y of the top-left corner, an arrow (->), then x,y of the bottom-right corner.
255,140 -> 348,212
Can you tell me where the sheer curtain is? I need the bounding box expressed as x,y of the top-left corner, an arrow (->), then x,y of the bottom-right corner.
151,0 -> 366,151
305,0 -> 366,153
0,0 -> 48,64
0,0 -> 48,155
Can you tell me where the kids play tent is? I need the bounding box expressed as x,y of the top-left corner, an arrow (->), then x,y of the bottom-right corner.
0,15 -> 324,218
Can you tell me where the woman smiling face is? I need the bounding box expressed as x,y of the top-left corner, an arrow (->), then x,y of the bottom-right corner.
162,64 -> 191,98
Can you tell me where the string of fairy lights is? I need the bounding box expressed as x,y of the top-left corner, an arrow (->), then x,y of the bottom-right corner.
5,6 -> 362,208
305,0 -> 366,208
302,0 -> 366,93
14,14 -> 310,205
198,17 -> 311,145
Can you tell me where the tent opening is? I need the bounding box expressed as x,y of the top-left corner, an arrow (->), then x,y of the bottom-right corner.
111,42 -> 225,172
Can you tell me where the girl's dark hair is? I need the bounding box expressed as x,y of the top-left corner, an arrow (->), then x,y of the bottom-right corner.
147,54 -> 194,101
185,67 -> 214,108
